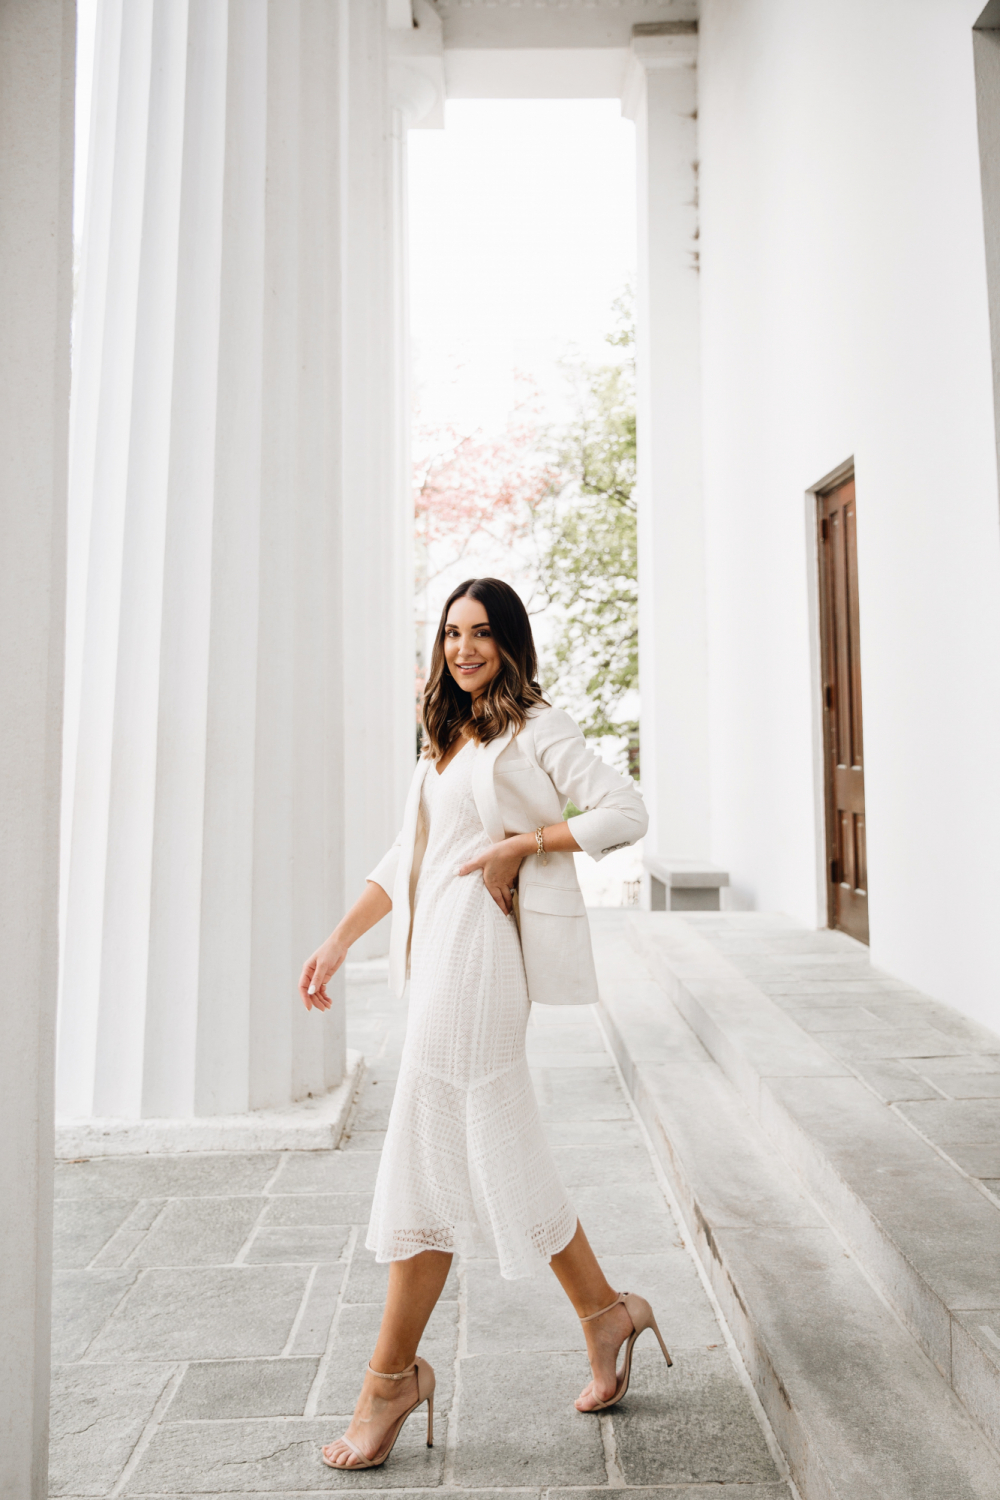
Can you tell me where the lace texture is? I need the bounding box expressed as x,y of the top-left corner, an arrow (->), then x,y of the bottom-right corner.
366,741 -> 577,1279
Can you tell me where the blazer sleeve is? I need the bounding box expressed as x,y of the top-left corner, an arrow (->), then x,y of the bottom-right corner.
534,708 -> 648,861
367,834 -> 402,901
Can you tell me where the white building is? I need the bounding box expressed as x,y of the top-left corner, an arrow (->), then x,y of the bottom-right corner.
4,0 -> 1000,1491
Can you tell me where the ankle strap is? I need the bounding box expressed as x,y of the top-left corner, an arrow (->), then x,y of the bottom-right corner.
580,1291 -> 628,1324
368,1360 -> 416,1379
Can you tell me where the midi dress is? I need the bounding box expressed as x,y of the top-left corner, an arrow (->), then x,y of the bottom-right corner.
366,740 -> 578,1280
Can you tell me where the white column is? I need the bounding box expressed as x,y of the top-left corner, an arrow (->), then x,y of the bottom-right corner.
59,0 -> 402,1124
339,0 -> 433,957
625,29 -> 711,865
0,3 -> 74,1491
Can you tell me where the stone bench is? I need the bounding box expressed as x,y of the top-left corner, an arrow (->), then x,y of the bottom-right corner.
643,853 -> 730,912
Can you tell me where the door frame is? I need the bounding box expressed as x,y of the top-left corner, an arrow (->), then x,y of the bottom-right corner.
804,456 -> 856,932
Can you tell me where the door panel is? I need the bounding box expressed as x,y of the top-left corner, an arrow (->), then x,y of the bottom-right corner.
818,476 -> 869,943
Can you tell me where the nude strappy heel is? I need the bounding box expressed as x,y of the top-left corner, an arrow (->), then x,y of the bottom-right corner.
579,1291 -> 672,1411
321,1356 -> 435,1470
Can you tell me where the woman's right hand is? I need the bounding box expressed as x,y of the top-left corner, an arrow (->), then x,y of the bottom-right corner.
299,881 -> 392,1014
299,933 -> 349,1012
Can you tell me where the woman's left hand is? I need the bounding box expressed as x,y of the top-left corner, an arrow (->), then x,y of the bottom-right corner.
458,835 -> 530,915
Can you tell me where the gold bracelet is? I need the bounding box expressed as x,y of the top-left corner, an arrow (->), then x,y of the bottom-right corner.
535,826 -> 548,865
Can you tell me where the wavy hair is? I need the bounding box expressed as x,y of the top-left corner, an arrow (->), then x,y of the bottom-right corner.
422,578 -> 548,758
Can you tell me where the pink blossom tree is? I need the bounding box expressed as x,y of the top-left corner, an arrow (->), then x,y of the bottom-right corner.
413,391 -> 559,577
413,384 -> 560,709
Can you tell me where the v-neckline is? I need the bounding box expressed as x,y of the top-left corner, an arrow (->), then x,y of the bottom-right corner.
434,737 -> 472,778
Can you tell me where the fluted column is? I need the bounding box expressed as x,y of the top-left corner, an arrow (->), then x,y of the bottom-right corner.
339,0 -> 416,958
59,0 -> 407,1124
0,3 -> 74,1489
624,26 -> 711,869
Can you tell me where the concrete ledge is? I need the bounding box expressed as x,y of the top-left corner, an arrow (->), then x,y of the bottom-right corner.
589,911 -> 1000,1498
621,912 -> 1000,1465
55,1050 -> 364,1157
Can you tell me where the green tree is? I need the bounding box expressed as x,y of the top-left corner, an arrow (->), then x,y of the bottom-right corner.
539,293 -> 638,748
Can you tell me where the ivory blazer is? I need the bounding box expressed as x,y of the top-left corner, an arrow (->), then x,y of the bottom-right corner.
367,705 -> 648,1005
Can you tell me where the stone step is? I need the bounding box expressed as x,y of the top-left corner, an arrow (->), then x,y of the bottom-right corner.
589,910 -> 1000,1500
620,910 -> 1000,1462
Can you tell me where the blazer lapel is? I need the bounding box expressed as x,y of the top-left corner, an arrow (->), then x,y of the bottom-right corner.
471,725 -> 514,844
402,757 -> 429,844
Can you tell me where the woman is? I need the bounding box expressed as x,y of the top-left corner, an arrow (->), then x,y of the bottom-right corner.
299,577 -> 671,1471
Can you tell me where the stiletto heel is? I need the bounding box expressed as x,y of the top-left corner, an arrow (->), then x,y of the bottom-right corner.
648,1311 -> 673,1368
321,1356 -> 436,1470
579,1291 -> 672,1411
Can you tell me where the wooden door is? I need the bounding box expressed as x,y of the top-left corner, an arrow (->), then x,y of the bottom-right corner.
818,476 -> 869,943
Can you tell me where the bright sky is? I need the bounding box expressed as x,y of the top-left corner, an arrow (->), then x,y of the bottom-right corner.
408,99 -> 636,436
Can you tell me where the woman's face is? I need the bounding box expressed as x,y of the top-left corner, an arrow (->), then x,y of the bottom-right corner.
444,594 -> 501,700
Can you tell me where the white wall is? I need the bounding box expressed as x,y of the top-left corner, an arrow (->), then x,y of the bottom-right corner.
698,0 -> 1000,1027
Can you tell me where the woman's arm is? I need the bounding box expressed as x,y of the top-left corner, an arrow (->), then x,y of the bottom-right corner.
458,710 -> 648,915
534,711 -> 648,859
298,880 -> 392,1011
458,823 -> 580,916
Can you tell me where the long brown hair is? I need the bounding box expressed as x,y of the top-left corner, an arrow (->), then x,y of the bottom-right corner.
422,578 -> 548,758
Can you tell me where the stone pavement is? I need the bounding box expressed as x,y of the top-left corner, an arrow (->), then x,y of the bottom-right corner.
49,958 -> 794,1499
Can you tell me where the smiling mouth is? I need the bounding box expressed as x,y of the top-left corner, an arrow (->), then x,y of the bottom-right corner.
457,662 -> 485,673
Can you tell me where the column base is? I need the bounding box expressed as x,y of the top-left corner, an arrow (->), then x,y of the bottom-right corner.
55,1050 -> 364,1157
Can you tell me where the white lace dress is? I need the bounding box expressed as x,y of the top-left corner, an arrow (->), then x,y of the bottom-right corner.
366,741 -> 577,1280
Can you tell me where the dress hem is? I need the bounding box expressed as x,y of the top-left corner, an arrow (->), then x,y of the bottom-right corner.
366,1207 -> 578,1282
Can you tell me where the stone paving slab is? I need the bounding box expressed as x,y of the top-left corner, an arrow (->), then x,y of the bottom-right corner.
554,1489 -> 791,1499
944,1143 -> 1000,1176
290,1264 -> 348,1357
272,1154 -> 381,1195
128,1198 -> 262,1266
568,1179 -> 679,1257
87,1266 -> 313,1361
57,1493 -> 793,1500
247,1227 -> 353,1264
49,1362 -> 175,1496
819,1026 -> 971,1060
93,1202 -> 166,1268
90,1491 -> 793,1500
922,1072 -> 1000,1098
847,1061 -> 941,1102
166,1359 -> 320,1421
49,957 -> 784,1497
52,1269 -> 137,1362
530,1064 -> 632,1121
262,1195 -> 374,1227
53,1199 -> 137,1268
450,1352 -> 610,1487
55,1155 -> 281,1199
124,1418 -> 445,1492
897,1098 -> 1000,1143
612,1349 -> 779,1487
